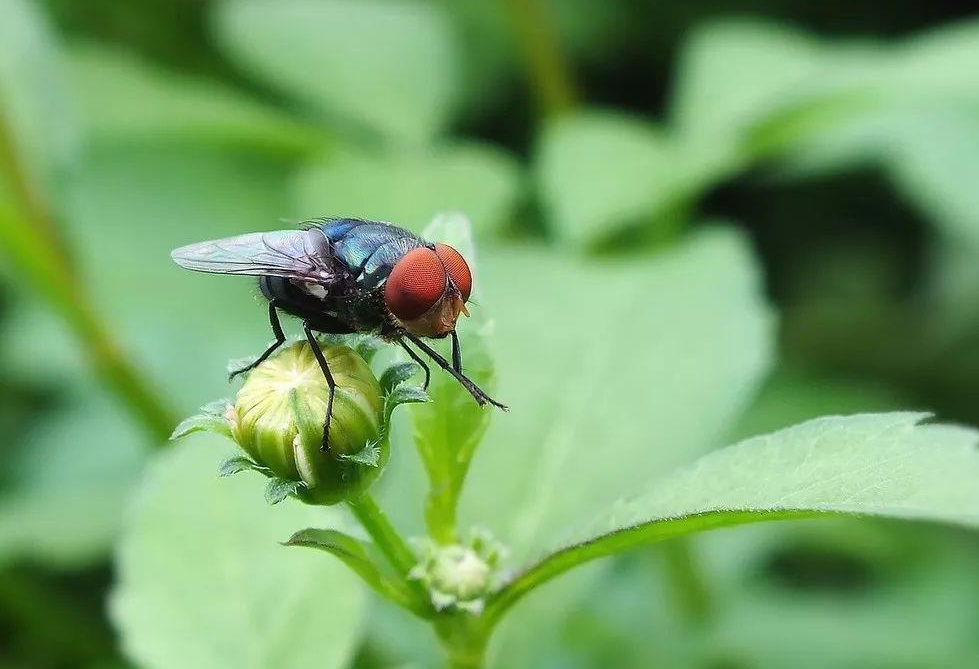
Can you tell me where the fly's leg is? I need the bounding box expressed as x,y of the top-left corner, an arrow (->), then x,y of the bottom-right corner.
303,322 -> 337,452
450,330 -> 462,373
403,334 -> 507,410
230,301 -> 285,380
397,340 -> 432,390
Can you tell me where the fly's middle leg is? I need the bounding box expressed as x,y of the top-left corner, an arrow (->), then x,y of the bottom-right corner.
230,300 -> 286,380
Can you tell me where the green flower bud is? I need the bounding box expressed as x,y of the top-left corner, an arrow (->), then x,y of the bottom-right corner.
228,341 -> 385,505
410,529 -> 508,614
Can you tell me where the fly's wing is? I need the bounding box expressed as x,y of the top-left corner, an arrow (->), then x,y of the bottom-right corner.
171,229 -> 337,282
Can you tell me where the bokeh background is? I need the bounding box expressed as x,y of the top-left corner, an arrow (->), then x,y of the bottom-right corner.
3,0 -> 979,667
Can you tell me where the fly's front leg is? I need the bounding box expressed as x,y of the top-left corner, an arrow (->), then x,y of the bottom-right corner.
230,300 -> 285,380
398,339 -> 432,390
403,334 -> 507,410
303,322 -> 337,453
450,330 -> 462,373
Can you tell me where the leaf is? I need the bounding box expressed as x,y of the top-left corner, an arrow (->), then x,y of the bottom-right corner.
338,442 -> 381,468
0,0 -> 80,200
386,386 -> 431,415
65,42 -> 322,157
535,110 -> 710,248
111,437 -> 367,669
464,226 -> 774,560
218,455 -> 267,478
285,528 -> 421,613
171,399 -> 233,440
265,477 -> 303,505
380,362 -> 422,395
213,0 -> 458,143
404,215 -> 497,541
487,413 -> 979,621
291,142 -> 521,235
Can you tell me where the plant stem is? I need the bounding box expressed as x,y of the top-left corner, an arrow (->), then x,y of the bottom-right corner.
0,97 -> 176,443
347,492 -> 418,578
436,615 -> 489,669
500,0 -> 577,118
661,539 -> 712,626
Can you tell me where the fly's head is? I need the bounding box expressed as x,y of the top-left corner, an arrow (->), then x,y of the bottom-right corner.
383,243 -> 472,338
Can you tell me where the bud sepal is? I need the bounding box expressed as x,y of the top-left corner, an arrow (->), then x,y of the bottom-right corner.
409,528 -> 509,614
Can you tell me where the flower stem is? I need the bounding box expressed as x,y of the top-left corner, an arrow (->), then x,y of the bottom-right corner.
661,539 -> 712,626
499,0 -> 578,118
347,492 -> 418,578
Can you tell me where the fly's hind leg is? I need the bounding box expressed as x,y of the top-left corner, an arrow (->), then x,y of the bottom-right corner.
230,301 -> 286,380
303,321 -> 337,453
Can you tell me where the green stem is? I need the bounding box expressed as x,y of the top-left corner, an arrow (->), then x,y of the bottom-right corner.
500,0 -> 578,118
347,492 -> 418,578
0,97 -> 176,443
661,539 -> 712,626
436,614 -> 490,669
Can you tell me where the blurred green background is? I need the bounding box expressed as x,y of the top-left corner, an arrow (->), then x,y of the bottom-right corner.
3,0 -> 979,667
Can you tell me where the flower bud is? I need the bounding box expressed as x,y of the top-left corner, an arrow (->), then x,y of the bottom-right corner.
409,528 -> 508,613
228,341 -> 385,505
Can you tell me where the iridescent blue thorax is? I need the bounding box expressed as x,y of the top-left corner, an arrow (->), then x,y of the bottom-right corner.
312,218 -> 426,289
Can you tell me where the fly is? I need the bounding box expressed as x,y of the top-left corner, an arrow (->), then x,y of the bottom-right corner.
171,217 -> 507,452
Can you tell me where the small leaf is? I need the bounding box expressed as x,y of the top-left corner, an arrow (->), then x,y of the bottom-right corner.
217,455 -> 267,478
338,442 -> 381,468
386,386 -> 431,413
265,477 -> 303,506
286,528 -> 423,613
380,362 -> 421,394
170,399 -> 232,440
354,335 -> 385,364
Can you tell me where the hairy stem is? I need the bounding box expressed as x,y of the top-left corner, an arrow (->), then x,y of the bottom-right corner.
0,97 -> 176,442
499,0 -> 577,117
347,492 -> 418,577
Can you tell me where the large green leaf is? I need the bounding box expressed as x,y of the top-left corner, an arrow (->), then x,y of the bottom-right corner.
487,413 -> 979,622
111,436 -> 367,669
65,43 -> 323,156
465,227 -> 773,560
291,142 -> 521,235
213,0 -> 458,143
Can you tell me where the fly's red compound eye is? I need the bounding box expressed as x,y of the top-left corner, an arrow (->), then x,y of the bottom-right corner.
385,247 -> 447,320
434,243 -> 472,301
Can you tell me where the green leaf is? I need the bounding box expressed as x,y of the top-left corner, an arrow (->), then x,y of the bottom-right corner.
380,362 -> 422,395
285,528 -> 422,613
536,110 -> 689,247
291,142 -> 521,235
213,0 -> 458,143
265,477 -> 303,505
386,386 -> 431,415
111,437 -> 367,669
338,442 -> 381,468
171,399 -> 233,440
218,455 -> 268,478
486,413 -> 979,622
65,42 -> 323,157
0,0 -> 80,199
404,215 -> 497,542
464,226 -> 774,560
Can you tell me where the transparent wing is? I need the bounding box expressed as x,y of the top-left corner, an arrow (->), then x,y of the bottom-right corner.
171,229 -> 337,281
